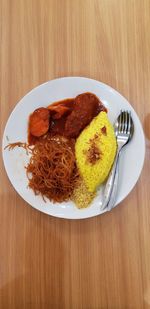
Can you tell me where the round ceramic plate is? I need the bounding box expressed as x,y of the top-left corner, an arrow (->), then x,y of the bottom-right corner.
2,77 -> 145,219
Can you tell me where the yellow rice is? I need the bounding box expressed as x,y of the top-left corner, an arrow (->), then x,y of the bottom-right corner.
75,112 -> 117,193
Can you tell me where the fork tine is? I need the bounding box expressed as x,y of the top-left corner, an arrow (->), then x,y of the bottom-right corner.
120,110 -> 126,133
120,111 -> 123,133
124,111 -> 128,133
127,111 -> 131,134
121,110 -> 125,133
122,111 -> 126,133
118,110 -> 122,132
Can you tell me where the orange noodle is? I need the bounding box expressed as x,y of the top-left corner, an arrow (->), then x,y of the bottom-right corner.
5,142 -> 29,151
26,135 -> 79,203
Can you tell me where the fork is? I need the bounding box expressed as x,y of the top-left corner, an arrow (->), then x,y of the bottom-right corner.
101,110 -> 134,211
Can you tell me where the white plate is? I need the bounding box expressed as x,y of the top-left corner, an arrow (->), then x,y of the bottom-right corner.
2,77 -> 145,219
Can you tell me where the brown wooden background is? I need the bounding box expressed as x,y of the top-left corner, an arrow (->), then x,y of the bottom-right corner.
0,0 -> 150,308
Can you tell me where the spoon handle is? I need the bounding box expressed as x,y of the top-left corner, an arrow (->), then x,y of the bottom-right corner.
101,149 -> 120,211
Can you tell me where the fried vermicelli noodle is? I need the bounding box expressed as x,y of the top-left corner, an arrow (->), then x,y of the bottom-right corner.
26,135 -> 78,202
4,142 -> 29,154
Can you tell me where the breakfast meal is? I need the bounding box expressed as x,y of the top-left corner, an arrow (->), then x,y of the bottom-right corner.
5,92 -> 117,208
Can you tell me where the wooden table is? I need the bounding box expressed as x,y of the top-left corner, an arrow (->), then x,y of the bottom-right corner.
0,1 -> 150,308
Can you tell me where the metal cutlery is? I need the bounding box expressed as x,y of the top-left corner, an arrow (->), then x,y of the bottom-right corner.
101,110 -> 134,211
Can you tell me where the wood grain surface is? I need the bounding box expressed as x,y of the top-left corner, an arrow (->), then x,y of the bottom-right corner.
0,0 -> 150,308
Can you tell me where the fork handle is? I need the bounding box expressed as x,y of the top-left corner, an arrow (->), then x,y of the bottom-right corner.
101,149 -> 121,211
107,157 -> 119,211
